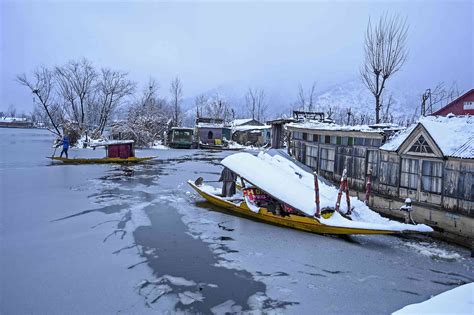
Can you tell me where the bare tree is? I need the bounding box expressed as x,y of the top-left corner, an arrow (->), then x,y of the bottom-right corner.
6,104 -> 17,117
170,77 -> 183,126
307,82 -> 316,111
326,105 -> 334,120
421,82 -> 462,115
55,59 -> 97,130
141,78 -> 160,108
205,93 -> 233,121
345,108 -> 353,125
194,94 -> 207,118
245,88 -> 266,121
361,14 -> 408,123
297,84 -> 306,110
295,82 -> 317,111
17,67 -> 62,136
381,94 -> 394,123
95,68 -> 135,135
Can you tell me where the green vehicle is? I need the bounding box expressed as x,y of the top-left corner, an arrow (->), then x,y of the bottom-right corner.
169,127 -> 194,149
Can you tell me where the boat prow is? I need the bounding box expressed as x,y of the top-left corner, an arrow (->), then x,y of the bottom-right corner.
49,156 -> 155,164
187,180 -> 431,235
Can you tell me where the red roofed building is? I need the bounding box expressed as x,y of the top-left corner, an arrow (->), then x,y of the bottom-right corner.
431,89 -> 474,116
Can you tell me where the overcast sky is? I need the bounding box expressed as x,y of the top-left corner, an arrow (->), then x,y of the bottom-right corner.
1,0 -> 472,113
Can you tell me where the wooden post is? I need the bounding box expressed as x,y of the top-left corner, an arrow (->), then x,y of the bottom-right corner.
345,176 -> 351,215
365,168 -> 372,205
313,172 -> 321,217
335,169 -> 347,212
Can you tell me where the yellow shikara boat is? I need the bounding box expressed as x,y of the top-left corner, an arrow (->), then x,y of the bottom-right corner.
188,152 -> 433,236
50,156 -> 155,164
188,180 -> 400,235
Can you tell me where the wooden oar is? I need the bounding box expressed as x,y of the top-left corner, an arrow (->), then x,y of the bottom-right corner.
51,146 -> 58,158
194,177 -> 220,186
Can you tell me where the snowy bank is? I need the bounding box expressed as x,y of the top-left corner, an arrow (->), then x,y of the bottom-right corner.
393,282 -> 474,315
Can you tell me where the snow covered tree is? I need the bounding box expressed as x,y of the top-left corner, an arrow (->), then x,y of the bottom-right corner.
361,14 -> 408,124
112,79 -> 171,147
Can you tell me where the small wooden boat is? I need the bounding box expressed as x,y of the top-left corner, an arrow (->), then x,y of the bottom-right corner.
50,156 -> 154,164
50,140 -> 155,164
188,152 -> 433,235
188,181 -> 398,235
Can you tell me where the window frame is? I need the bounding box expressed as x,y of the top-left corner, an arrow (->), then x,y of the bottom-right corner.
400,158 -> 419,190
421,160 -> 443,194
320,147 -> 335,172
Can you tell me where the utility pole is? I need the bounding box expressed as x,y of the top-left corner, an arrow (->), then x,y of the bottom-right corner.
421,89 -> 431,116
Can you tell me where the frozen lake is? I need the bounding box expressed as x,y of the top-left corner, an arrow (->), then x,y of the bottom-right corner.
1,128 -> 473,314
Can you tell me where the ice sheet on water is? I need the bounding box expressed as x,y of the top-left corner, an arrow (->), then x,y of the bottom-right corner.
178,291 -> 205,305
210,299 -> 243,314
161,275 -> 197,287
402,241 -> 463,261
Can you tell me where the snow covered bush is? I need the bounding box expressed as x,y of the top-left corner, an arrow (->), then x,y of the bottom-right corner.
110,80 -> 173,147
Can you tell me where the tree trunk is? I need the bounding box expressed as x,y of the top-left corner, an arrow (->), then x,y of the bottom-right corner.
375,95 -> 381,124
36,93 -> 62,136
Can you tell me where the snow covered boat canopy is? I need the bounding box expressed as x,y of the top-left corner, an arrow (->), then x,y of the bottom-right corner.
221,152 -> 433,233
90,140 -> 134,148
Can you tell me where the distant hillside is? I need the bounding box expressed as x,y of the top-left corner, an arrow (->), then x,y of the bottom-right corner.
312,80 -> 419,124
182,79 -> 421,124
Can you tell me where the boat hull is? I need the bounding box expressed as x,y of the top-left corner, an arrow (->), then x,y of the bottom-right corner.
188,181 -> 398,235
50,156 -> 155,164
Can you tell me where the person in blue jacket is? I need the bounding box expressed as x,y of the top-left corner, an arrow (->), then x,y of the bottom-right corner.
59,135 -> 70,158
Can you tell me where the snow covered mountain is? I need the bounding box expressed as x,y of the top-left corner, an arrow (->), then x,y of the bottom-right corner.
182,79 -> 420,124
312,80 -> 419,123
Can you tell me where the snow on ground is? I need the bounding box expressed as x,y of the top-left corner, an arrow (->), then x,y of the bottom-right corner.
221,152 -> 432,232
226,141 -> 263,151
151,140 -> 169,150
393,282 -> 474,315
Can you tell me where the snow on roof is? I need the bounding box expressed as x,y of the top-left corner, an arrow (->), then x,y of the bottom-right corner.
380,124 -> 417,151
90,140 -> 134,147
171,127 -> 194,131
287,120 -> 400,133
381,115 -> 474,158
196,123 -> 226,129
233,125 -> 270,132
231,118 -> 254,126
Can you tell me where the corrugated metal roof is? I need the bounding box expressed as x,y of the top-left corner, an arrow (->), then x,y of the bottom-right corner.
450,137 -> 474,158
